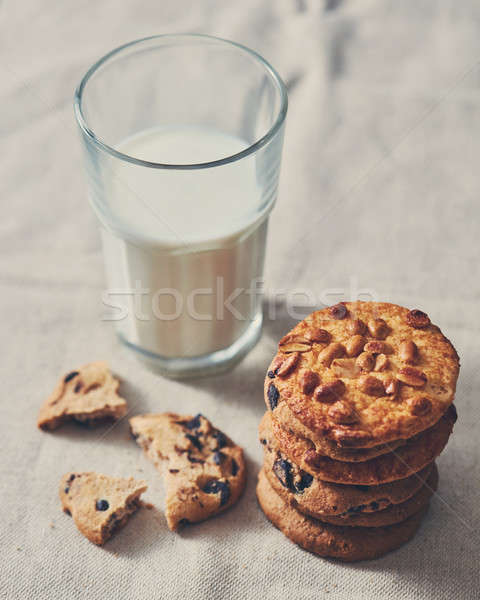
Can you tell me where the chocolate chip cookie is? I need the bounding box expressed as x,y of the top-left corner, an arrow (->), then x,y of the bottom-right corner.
59,472 -> 147,545
261,423 -> 435,516
265,301 -> 459,448
261,405 -> 455,484
263,453 -> 437,526
129,413 -> 245,531
38,361 -> 127,430
256,469 -> 428,562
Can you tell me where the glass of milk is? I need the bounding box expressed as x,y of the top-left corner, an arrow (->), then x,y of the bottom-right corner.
74,34 -> 287,378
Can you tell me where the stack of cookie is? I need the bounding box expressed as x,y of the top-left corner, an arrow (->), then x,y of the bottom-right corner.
257,301 -> 459,562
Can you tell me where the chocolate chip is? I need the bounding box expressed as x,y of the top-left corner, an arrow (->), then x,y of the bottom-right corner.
212,451 -> 225,465
267,371 -> 276,379
347,504 -> 366,514
74,382 -> 83,393
273,458 -> 293,490
260,438 -> 267,445
231,458 -> 239,476
68,474 -> 76,482
169,469 -> 179,474
187,455 -> 204,464
202,480 -> 230,506
295,471 -> 313,492
96,499 -> 109,511
212,430 -> 227,449
64,487 -> 69,494
185,433 -> 203,451
184,414 -> 202,430
64,371 -> 79,383
450,404 -> 458,423
267,383 -> 280,410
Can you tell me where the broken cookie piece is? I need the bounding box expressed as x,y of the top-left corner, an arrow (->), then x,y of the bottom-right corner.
38,361 -> 127,430
129,413 -> 246,531
59,472 -> 147,545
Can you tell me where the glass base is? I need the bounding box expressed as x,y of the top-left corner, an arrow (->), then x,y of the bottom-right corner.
118,313 -> 263,379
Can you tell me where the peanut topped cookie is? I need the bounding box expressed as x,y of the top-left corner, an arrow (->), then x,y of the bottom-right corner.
273,402 -> 404,462
262,407 -> 455,484
129,413 -> 246,531
38,361 -> 127,430
265,301 -> 459,447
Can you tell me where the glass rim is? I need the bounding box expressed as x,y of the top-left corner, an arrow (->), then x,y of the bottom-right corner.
74,33 -> 288,170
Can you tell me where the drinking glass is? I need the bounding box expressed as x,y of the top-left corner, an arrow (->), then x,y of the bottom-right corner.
74,34 -> 287,377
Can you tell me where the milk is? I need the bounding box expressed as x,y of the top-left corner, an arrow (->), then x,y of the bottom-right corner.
98,126 -> 269,370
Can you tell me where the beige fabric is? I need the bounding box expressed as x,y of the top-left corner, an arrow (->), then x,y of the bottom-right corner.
1,0 -> 479,598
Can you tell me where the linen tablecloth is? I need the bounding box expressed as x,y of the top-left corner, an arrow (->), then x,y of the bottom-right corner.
1,1 -> 479,598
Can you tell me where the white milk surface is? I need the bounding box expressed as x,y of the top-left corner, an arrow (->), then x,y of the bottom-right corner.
108,126 -> 262,245
100,126 -> 268,360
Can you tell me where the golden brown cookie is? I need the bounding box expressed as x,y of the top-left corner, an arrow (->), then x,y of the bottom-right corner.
272,402 -> 404,462
265,301 -> 459,448
129,413 -> 246,531
263,456 -> 437,526
261,425 -> 435,516
256,469 -> 428,562
38,361 -> 127,430
261,405 -> 455,484
59,472 -> 147,545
